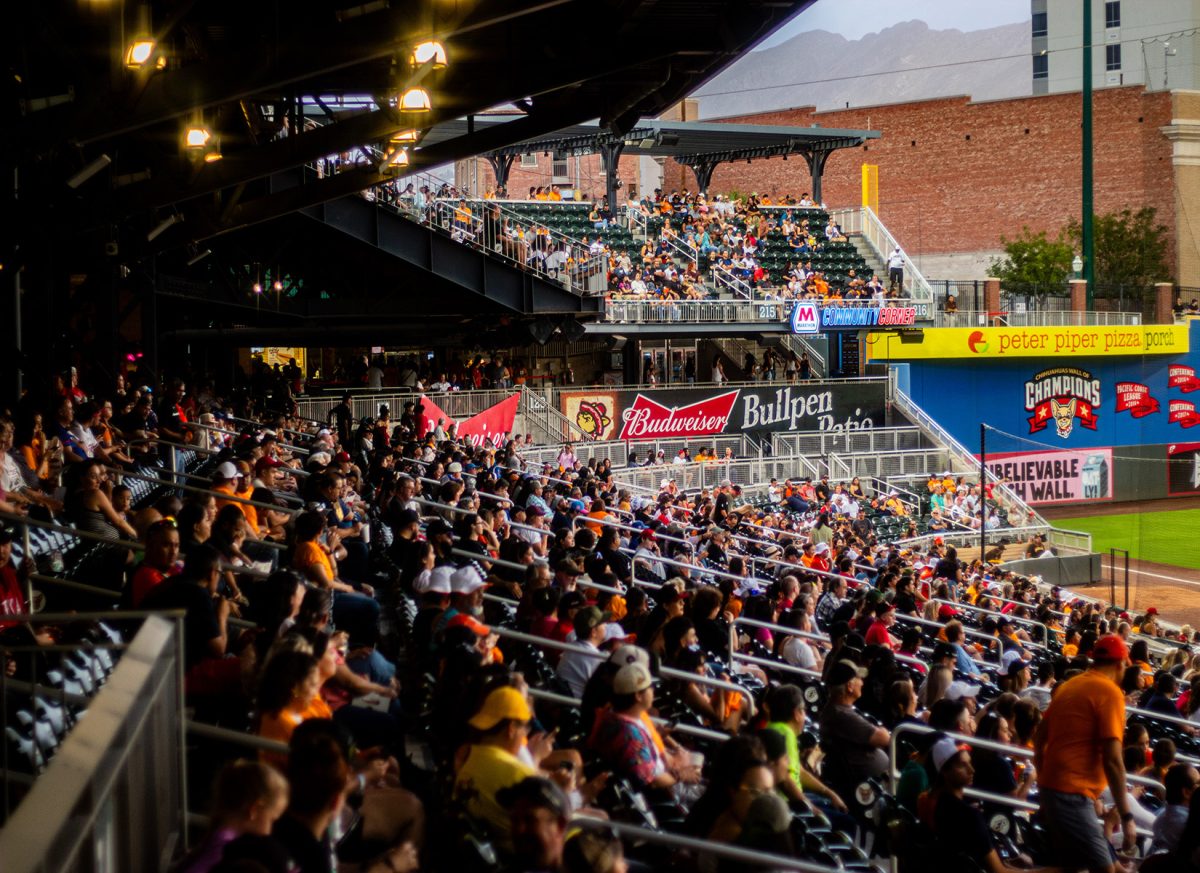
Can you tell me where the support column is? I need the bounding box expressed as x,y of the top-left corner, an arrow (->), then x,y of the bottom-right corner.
685,160 -> 716,197
600,143 -> 625,213
484,154 -> 516,197
1068,279 -> 1088,320
803,149 -> 832,205
984,277 -> 1001,322
1155,281 -> 1175,325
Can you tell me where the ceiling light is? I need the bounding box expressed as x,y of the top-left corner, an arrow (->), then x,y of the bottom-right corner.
390,128 -> 420,144
66,154 -> 112,189
273,280 -> 283,292
411,40 -> 448,69
399,87 -> 431,112
125,4 -> 157,69
185,126 -> 211,149
125,38 -> 155,68
253,282 -> 263,294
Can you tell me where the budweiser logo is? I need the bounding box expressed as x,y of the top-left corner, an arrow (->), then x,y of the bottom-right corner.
619,391 -> 738,440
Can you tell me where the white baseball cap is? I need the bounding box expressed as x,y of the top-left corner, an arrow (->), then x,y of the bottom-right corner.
215,461 -> 238,480
450,565 -> 486,595
930,737 -> 969,773
413,566 -> 453,595
945,681 -> 980,701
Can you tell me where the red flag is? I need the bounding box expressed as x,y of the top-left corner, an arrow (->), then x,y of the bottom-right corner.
457,393 -> 520,448
1169,366 -> 1200,393
418,394 -> 455,439
1170,400 -> 1200,428
1114,382 -> 1161,418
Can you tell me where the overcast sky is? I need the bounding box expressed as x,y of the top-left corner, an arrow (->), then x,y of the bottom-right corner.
758,0 -> 1031,47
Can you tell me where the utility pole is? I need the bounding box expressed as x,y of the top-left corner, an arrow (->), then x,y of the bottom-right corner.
1082,0 -> 1095,308
980,424 -> 987,564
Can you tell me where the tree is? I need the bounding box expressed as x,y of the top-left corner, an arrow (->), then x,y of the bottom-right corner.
987,227 -> 1074,297
1065,207 -> 1171,289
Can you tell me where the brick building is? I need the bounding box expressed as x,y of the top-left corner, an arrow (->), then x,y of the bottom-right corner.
457,87 -> 1200,284
677,86 -> 1181,281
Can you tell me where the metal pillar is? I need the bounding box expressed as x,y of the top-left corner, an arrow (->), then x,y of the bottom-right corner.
1081,0 -> 1095,306
803,149 -> 832,205
600,142 -> 624,211
485,154 -> 516,196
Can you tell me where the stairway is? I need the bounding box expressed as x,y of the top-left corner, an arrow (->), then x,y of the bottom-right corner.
847,232 -> 888,283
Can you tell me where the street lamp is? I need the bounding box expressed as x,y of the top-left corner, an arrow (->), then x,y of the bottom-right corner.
1072,254 -> 1083,278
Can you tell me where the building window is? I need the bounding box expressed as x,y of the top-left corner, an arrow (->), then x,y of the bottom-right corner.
1033,54 -> 1048,80
1105,1 -> 1120,28
551,157 -> 570,182
519,154 -> 538,168
1106,43 -> 1121,71
1032,11 -> 1047,38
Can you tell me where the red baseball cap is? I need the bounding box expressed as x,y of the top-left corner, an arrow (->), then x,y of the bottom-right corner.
1146,607 -> 1159,616
937,604 -> 959,621
334,451 -> 352,463
1091,634 -> 1129,663
254,455 -> 284,473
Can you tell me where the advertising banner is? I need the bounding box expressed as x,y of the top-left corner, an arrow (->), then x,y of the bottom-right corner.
561,382 -> 887,439
457,393 -> 520,448
561,391 -> 621,441
983,448 -> 1113,505
865,324 -> 1189,360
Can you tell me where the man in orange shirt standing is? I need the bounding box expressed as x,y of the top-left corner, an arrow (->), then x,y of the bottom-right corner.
1034,634 -> 1136,872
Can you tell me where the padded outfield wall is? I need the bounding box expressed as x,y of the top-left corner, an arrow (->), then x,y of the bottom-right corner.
869,321 -> 1200,506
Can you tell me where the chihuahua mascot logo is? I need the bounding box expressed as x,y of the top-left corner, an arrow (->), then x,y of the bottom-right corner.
1026,368 -> 1100,439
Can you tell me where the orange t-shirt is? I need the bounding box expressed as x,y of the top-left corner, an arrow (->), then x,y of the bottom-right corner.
236,487 -> 259,534
293,540 -> 334,583
1037,669 -> 1125,798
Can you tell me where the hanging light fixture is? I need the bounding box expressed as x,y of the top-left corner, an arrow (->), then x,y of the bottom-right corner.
399,87 -> 431,112
124,4 -> 156,68
410,40 -> 448,69
390,128 -> 420,144
184,125 -> 211,150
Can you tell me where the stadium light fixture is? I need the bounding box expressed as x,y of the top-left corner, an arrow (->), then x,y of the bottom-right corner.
185,125 -> 211,149
399,87 -> 432,112
390,128 -> 420,144
124,5 -> 156,68
411,40 -> 447,69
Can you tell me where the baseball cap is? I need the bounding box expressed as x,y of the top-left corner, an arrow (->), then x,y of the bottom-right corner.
1000,649 -> 1026,673
609,644 -> 650,668
1006,658 -> 1030,677
1147,607 -> 1160,616
558,591 -> 587,611
945,681 -> 980,701
813,542 -> 830,555
613,663 -> 653,695
827,659 -> 868,686
468,686 -> 532,730
573,606 -> 612,638
930,737 -> 971,774
0,528 -> 12,545
448,462 -> 463,474
425,518 -> 453,537
936,604 -> 959,621
931,642 -> 957,663
395,509 -> 420,527
495,776 -> 570,819
255,455 -> 284,473
334,451 -> 351,463
215,461 -> 239,480
450,565 -> 486,595
1092,634 -> 1130,663
413,565 -> 453,595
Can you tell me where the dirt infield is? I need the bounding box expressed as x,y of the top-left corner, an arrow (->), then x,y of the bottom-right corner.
1040,498 -> 1200,626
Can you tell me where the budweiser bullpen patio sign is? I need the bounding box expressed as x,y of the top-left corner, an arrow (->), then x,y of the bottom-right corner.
615,384 -> 886,439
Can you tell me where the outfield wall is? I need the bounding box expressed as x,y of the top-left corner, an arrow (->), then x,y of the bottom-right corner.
880,321 -> 1200,507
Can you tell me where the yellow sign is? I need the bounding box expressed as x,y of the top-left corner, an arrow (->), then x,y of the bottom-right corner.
253,347 -> 307,371
864,325 -> 1190,360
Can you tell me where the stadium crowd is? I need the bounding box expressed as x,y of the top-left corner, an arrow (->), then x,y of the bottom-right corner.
5,371 -> 1200,873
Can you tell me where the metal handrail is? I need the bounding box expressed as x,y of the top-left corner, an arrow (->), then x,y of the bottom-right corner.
188,421 -> 312,456
109,468 -> 302,516
929,598 -> 1051,648
859,206 -> 933,301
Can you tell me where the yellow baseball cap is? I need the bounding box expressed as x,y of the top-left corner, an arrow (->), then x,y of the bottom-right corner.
468,686 -> 532,731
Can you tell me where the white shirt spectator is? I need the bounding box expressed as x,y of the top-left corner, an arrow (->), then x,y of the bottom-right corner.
556,639 -> 601,698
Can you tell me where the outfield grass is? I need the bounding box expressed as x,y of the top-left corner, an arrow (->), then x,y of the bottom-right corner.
1052,508 -> 1200,570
